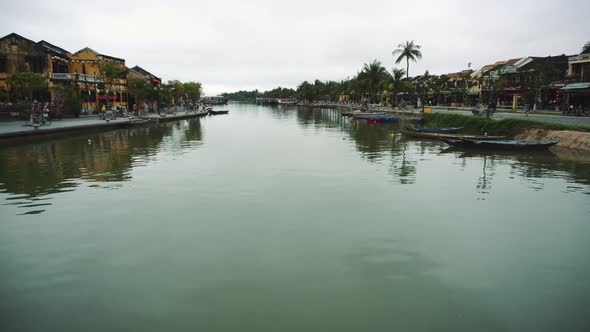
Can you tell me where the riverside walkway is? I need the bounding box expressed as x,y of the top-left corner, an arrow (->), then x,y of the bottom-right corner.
0,109 -> 208,143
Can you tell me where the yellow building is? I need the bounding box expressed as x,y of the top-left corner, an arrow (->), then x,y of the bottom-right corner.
66,47 -> 127,111
1,33 -> 129,113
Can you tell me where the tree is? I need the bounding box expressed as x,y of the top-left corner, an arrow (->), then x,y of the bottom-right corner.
127,78 -> 153,105
388,68 -> 406,105
98,61 -> 126,107
53,84 -> 82,117
183,82 -> 202,101
7,71 -> 48,101
520,62 -> 563,110
167,80 -> 185,105
392,40 -> 423,78
358,60 -> 389,103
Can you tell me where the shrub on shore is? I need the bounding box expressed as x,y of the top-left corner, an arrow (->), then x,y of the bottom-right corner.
423,113 -> 590,136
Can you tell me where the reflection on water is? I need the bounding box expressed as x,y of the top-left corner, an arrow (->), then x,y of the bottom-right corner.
1,104 -> 589,332
293,107 -> 590,192
2,107 -> 589,217
0,119 -> 203,215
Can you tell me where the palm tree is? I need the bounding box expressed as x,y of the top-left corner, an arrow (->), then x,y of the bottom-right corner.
388,68 -> 406,105
359,60 -> 389,103
392,40 -> 423,78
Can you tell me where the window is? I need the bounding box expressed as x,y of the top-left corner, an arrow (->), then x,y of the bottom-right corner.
52,61 -> 68,73
25,56 -> 44,73
0,56 -> 6,72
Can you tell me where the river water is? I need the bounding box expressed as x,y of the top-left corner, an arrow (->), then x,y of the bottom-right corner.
1,103 -> 589,331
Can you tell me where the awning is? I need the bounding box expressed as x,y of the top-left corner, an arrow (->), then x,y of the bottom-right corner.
561,82 -> 590,91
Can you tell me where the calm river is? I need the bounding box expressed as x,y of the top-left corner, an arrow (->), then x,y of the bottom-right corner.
1,103 -> 589,331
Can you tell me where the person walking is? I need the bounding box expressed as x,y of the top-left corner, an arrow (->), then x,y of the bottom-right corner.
143,102 -> 149,116
132,103 -> 138,117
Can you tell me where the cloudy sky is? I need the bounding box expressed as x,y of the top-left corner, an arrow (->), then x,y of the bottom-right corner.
1,0 -> 588,95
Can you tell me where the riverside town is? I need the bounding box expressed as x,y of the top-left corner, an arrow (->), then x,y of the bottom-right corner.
1,1 -> 590,331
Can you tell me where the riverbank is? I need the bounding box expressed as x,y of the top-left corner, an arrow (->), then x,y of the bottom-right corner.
0,109 -> 208,145
423,113 -> 590,151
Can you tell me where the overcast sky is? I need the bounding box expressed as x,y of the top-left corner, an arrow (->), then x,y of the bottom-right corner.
1,0 -> 588,95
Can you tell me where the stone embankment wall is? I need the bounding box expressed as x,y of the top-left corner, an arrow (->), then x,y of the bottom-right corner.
515,128 -> 590,151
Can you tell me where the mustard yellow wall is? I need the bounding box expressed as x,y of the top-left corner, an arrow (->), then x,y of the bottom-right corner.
67,50 -> 101,75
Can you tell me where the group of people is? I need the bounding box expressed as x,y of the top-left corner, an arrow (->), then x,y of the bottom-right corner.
99,103 -> 149,120
562,104 -> 587,116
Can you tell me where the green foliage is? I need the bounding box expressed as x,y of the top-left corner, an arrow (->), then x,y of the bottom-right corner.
221,90 -> 259,101
183,81 -> 202,101
53,84 -> 82,117
14,101 -> 31,119
98,61 -> 126,85
128,78 -> 153,102
392,40 -> 423,78
7,71 -> 48,100
262,87 -> 296,99
156,85 -> 173,108
357,60 -> 389,101
424,113 -> 590,136
0,89 -> 9,102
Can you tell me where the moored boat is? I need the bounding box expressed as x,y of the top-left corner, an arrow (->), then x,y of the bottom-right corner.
352,113 -> 387,119
414,127 -> 463,133
209,109 -> 229,115
363,115 -> 400,122
276,98 -> 298,105
440,138 -> 559,150
401,130 -> 506,140
128,118 -> 153,126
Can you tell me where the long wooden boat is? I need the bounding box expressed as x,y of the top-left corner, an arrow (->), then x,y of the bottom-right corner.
128,118 -> 153,126
209,110 -> 229,115
414,127 -> 463,133
352,113 -> 387,119
440,138 -> 559,150
363,115 -> 400,122
341,110 -> 363,117
401,130 -> 506,140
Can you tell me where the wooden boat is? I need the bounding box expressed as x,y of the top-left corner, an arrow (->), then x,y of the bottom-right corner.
128,118 -> 152,126
341,110 -> 362,117
352,113 -> 387,119
209,109 -> 229,115
363,115 -> 400,122
414,127 -> 463,133
440,138 -> 559,150
401,130 -> 506,140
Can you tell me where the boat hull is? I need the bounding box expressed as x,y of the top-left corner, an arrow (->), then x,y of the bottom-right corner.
209,110 -> 229,115
401,130 -> 506,140
415,127 -> 463,133
440,138 -> 559,150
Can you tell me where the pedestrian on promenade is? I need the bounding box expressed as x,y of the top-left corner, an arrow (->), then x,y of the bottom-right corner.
132,103 -> 138,117
143,103 -> 149,116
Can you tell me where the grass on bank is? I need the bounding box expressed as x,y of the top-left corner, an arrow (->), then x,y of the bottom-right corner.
423,113 -> 590,136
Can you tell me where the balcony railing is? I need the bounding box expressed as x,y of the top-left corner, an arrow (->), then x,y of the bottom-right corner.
569,54 -> 590,63
78,74 -> 103,83
52,73 -> 74,81
50,73 -> 104,83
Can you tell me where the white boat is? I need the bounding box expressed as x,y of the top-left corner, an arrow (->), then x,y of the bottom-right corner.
276,98 -> 297,105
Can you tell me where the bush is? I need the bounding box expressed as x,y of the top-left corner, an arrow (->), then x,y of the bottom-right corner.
64,95 -> 82,117
14,101 -> 31,120
424,113 -> 590,136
